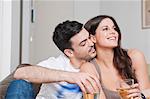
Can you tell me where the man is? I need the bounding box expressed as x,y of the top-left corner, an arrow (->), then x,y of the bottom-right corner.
6,20 -> 100,99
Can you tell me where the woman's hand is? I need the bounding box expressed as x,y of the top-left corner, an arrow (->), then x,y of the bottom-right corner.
127,83 -> 142,99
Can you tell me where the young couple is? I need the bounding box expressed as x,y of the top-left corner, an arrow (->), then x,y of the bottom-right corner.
6,15 -> 150,99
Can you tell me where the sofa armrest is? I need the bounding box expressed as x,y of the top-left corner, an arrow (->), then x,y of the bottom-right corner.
0,72 -> 15,99
0,64 -> 33,99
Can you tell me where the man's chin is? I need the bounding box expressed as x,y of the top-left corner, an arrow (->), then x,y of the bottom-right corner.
87,53 -> 96,61
91,51 -> 96,57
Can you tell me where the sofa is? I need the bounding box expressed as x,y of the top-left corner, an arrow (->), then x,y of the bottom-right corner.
0,64 -> 41,99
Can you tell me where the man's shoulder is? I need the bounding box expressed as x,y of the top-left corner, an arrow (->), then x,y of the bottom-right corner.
37,54 -> 69,69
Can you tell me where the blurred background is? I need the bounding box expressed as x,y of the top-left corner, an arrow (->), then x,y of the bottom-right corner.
0,0 -> 150,81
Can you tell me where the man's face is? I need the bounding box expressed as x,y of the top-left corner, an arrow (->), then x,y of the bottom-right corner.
70,28 -> 96,61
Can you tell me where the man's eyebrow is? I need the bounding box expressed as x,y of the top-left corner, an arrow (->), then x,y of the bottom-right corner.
79,33 -> 90,45
79,39 -> 87,46
79,33 -> 90,46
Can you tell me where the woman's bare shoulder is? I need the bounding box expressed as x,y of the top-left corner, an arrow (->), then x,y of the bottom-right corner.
128,48 -> 147,72
80,61 -> 98,76
128,49 -> 150,89
128,48 -> 145,59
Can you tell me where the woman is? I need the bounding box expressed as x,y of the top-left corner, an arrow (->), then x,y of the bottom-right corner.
81,15 -> 150,99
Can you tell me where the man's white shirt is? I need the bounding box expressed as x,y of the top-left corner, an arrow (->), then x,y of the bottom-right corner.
36,54 -> 82,99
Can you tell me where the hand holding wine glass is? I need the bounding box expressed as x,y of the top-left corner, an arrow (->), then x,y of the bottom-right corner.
117,79 -> 141,99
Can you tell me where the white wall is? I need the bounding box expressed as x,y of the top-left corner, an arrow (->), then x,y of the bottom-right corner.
0,0 -> 20,81
0,0 -> 2,62
22,0 -> 31,64
74,0 -> 100,23
99,0 -> 150,63
0,0 -> 3,80
0,0 -> 12,81
11,0 -> 20,71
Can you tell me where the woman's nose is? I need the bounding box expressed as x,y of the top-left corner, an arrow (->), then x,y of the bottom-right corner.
109,28 -> 117,34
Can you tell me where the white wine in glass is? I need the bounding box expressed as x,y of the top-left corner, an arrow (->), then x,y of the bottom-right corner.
83,93 -> 99,99
117,79 -> 134,99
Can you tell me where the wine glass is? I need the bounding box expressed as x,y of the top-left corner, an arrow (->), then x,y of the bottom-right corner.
117,79 -> 134,99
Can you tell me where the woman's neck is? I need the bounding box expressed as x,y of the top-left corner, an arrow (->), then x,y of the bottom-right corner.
96,47 -> 114,68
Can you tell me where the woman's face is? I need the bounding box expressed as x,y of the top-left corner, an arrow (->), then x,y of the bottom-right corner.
95,18 -> 119,48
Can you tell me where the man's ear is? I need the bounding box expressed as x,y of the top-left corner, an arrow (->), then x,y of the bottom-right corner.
64,49 -> 73,57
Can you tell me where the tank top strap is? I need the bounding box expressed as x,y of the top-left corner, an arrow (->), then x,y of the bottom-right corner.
90,58 -> 121,99
90,58 -> 102,83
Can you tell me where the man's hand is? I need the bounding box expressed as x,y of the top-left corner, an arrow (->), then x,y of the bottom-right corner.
61,61 -> 101,94
80,62 -> 101,93
14,64 -> 101,94
63,72 -> 101,94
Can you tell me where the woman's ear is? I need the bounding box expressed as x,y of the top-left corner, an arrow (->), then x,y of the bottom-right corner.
64,49 -> 73,58
90,35 -> 96,43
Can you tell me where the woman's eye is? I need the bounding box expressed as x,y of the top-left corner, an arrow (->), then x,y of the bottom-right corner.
103,27 -> 108,31
113,27 -> 117,31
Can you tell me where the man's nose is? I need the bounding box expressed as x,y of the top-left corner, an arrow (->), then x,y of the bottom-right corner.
87,39 -> 94,46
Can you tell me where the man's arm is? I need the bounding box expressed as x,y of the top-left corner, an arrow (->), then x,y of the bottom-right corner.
14,65 -> 101,93
14,66 -> 70,83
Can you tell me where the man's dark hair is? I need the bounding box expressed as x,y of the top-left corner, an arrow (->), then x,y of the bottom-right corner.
53,20 -> 83,52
